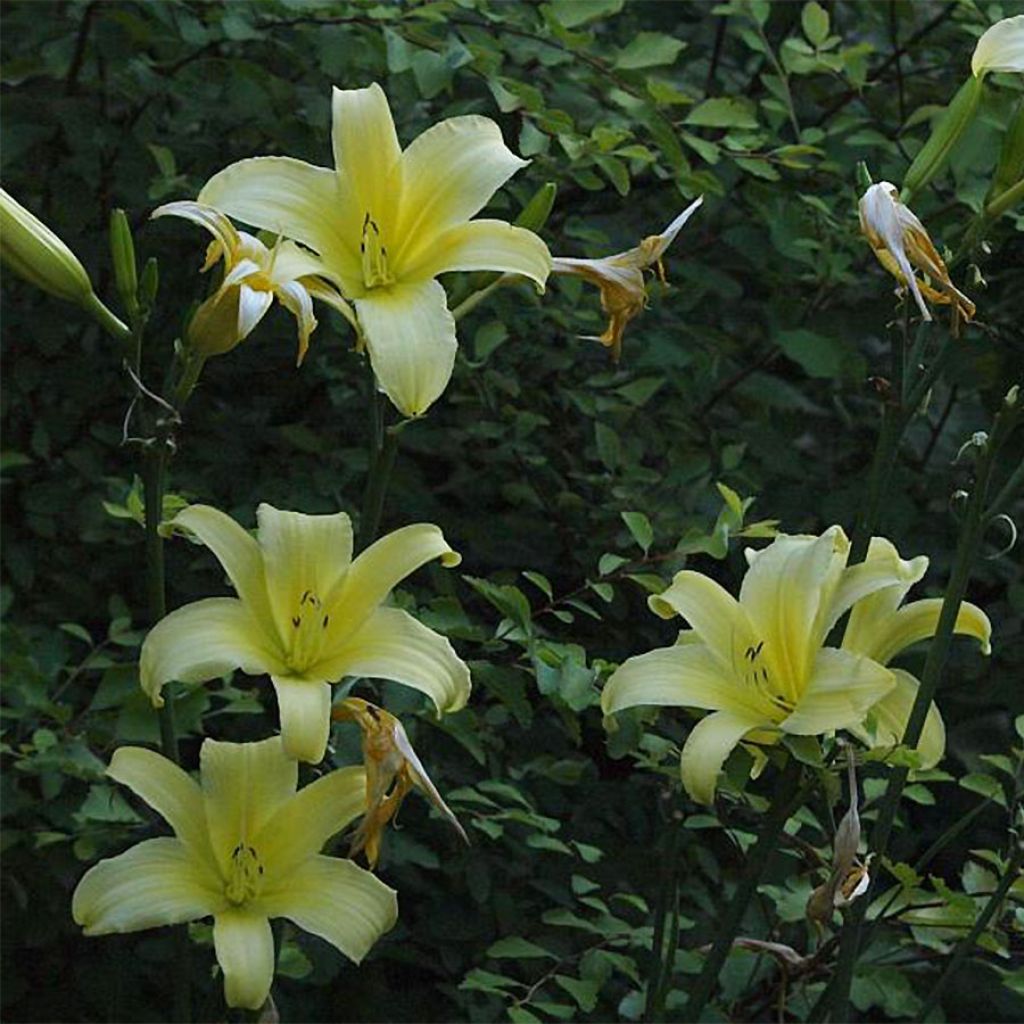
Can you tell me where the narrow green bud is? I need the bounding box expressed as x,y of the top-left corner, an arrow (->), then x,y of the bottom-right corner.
140,256 -> 159,309
902,76 -> 984,205
109,208 -> 138,316
515,182 -> 557,233
855,161 -> 873,193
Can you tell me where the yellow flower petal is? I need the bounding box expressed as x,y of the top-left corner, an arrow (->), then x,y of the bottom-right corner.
106,747 -> 213,866
856,597 -> 992,666
140,597 -> 283,707
739,528 -> 849,702
171,504 -> 276,633
680,709 -> 765,805
826,537 -> 928,636
274,280 -> 318,365
255,503 -> 354,643
198,156 -> 357,287
271,677 -> 333,764
400,219 -> 550,290
972,15 -> 1024,76
332,83 -> 403,240
200,737 -> 298,876
396,114 -> 527,265
851,668 -> 946,768
354,279 -> 457,417
256,766 -> 368,879
213,908 -> 274,1011
331,522 -> 460,638
601,643 -> 776,721
780,648 -> 894,735
319,606 -> 470,715
259,855 -> 397,964
73,837 -> 220,935
151,201 -> 241,265
648,570 -> 760,676
236,283 -> 275,341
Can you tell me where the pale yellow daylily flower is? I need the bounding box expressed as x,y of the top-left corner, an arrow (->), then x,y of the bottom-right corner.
153,201 -> 355,364
196,83 -> 551,416
842,536 -> 991,769
602,526 -> 916,804
140,503 -> 471,764
972,15 -> 1024,76
858,182 -> 975,324
333,697 -> 468,867
550,197 -> 702,360
72,737 -> 396,1011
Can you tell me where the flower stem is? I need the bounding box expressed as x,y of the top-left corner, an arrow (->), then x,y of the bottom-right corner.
645,810 -> 683,1022
680,759 -> 810,1023
358,382 -> 402,549
82,290 -> 132,345
825,392 -> 1020,1021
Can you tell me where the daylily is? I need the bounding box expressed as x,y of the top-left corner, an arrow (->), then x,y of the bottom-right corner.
972,15 -> 1024,77
196,83 -> 551,416
550,197 -> 703,360
858,182 -> 975,324
841,536 -> 991,769
333,697 -> 468,867
140,503 -> 471,764
72,737 -> 397,1011
602,526 -> 911,804
152,201 -> 355,364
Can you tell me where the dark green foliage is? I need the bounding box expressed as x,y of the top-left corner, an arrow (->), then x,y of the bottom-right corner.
2,2 -> 1022,1021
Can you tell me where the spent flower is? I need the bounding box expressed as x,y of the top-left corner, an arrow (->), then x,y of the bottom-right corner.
333,697 -> 467,867
551,197 -> 702,360
858,182 -> 975,325
153,201 -> 354,363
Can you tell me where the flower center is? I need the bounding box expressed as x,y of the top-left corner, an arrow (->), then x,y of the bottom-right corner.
742,640 -> 794,716
225,843 -> 264,905
286,589 -> 330,673
360,212 -> 393,289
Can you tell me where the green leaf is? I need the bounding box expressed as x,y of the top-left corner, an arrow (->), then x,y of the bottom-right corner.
801,1 -> 829,47
522,571 -> 553,600
621,511 -> 653,554
488,936 -> 556,959
685,97 -> 758,129
776,328 -> 845,379
554,975 -> 599,1011
598,553 -> 628,576
614,33 -> 686,70
546,0 -> 623,28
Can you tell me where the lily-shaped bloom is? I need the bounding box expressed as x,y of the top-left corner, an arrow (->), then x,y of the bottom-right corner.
72,737 -> 397,1010
141,503 -> 471,764
972,15 -> 1024,76
197,83 -> 551,417
153,201 -> 355,364
550,197 -> 703,360
841,536 -> 991,769
858,182 -> 975,324
333,697 -> 468,867
601,526 -> 916,805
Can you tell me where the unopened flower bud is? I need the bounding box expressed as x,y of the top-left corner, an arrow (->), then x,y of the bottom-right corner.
1,187 -> 94,305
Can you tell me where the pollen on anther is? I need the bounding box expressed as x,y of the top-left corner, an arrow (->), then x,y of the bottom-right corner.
292,616 -> 301,628
322,615 -> 329,628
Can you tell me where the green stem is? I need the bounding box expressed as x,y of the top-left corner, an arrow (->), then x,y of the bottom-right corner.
827,396 -> 1019,1021
680,760 -> 809,1023
645,815 -> 682,1023
451,272 -> 515,322
82,290 -> 131,345
918,839 -> 1024,1019
358,385 -> 402,549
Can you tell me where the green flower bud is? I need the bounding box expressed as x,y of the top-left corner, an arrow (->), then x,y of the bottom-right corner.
109,208 -> 138,315
515,182 -> 557,233
0,187 -> 94,305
